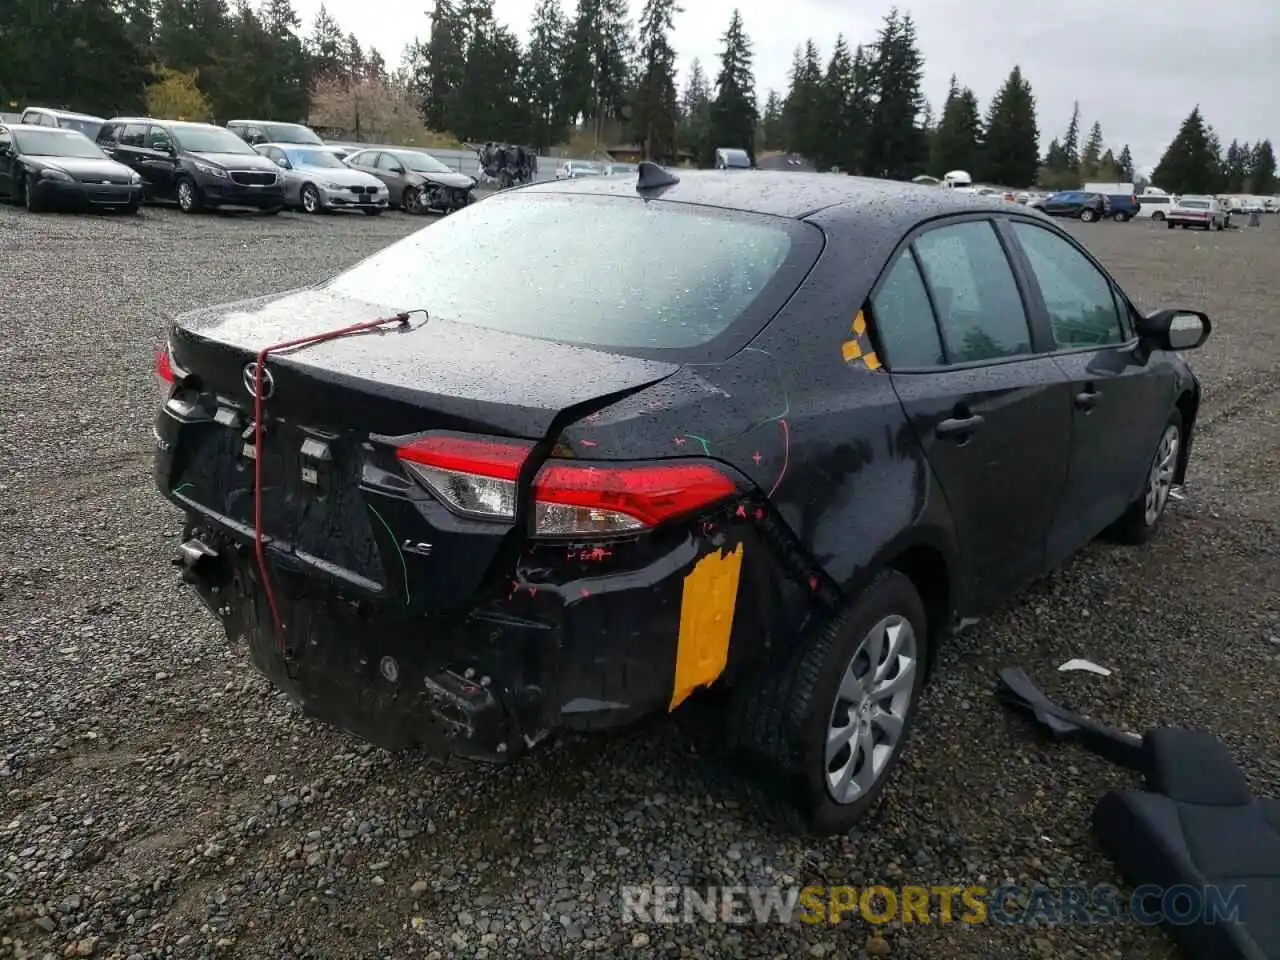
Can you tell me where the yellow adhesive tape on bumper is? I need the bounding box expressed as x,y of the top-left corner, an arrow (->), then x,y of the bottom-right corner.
669,543 -> 744,710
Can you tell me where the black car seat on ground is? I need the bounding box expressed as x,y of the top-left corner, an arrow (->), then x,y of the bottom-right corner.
997,667 -> 1280,960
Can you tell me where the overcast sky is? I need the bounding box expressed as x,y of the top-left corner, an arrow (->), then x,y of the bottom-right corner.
296,0 -> 1277,171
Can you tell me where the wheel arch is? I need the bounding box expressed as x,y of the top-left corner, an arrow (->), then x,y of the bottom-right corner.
843,526 -> 960,676
1173,380 -> 1200,485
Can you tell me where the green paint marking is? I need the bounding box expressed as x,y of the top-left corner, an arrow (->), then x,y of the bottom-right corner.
684,434 -> 712,455
367,504 -> 411,606
173,483 -> 193,495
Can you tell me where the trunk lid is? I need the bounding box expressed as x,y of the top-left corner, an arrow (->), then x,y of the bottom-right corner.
162,287 -> 680,609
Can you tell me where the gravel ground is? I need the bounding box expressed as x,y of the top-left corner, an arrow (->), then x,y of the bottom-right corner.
1,205 -> 1277,960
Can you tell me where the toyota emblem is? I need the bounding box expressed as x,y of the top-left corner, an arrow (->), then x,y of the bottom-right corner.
243,362 -> 274,399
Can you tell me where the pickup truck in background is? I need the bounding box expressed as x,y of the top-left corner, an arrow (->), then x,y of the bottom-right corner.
1083,181 -> 1141,222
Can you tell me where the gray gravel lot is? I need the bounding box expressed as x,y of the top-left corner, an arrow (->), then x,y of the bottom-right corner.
1,205 -> 1277,960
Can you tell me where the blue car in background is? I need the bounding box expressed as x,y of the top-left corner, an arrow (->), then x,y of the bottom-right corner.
1037,190 -> 1111,222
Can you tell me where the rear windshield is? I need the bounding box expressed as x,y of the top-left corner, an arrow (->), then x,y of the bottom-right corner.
57,117 -> 102,139
322,193 -> 820,359
266,123 -> 322,144
1181,200 -> 1209,209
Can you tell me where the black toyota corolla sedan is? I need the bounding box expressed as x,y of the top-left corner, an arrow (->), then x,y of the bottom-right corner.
0,124 -> 143,212
153,165 -> 1210,835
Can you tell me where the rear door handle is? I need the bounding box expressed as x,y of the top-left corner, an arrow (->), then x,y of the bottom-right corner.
1075,388 -> 1100,411
936,415 -> 984,439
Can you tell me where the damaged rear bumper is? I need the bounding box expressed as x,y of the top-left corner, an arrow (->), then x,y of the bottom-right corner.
171,513 -> 801,761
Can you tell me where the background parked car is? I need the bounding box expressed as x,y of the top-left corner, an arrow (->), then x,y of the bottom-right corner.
1039,190 -> 1110,222
19,107 -> 105,141
254,142 -> 388,215
600,162 -> 637,177
714,147 -> 752,169
1167,195 -> 1226,231
343,147 -> 475,213
0,123 -> 142,213
227,120 -> 325,148
555,160 -> 602,179
98,118 -> 285,215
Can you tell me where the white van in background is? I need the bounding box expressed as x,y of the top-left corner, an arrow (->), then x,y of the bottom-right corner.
1135,193 -> 1175,220
942,170 -> 977,193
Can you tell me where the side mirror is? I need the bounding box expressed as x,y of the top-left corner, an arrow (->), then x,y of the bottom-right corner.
1137,309 -> 1211,352
274,157 -> 289,169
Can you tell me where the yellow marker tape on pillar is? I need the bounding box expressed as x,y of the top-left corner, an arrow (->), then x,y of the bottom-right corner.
843,309 -> 881,371
670,544 -> 744,710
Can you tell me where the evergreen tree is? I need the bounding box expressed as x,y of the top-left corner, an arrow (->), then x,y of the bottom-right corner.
759,89 -> 784,151
1151,107 -> 1219,194
1116,144 -> 1135,182
818,35 -> 857,170
1223,139 -> 1249,192
864,8 -> 927,179
453,0 -> 525,140
521,0 -> 569,150
979,65 -> 1038,186
847,43 -> 874,173
305,3 -> 345,81
1251,140 -> 1276,194
630,0 -> 680,162
1079,120 -> 1103,180
420,0 -> 465,132
782,40 -> 823,163
677,58 -> 711,163
562,0 -> 633,140
709,9 -> 756,165
1059,101 -> 1080,170
928,77 -> 981,178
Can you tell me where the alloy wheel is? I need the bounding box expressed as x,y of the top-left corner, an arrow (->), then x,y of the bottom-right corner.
824,614 -> 918,805
1143,425 -> 1180,526
302,186 -> 319,213
178,181 -> 194,212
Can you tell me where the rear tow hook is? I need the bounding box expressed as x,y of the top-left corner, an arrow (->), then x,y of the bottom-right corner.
174,538 -> 234,622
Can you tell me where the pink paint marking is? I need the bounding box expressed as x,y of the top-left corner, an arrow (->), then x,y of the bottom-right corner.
766,419 -> 791,498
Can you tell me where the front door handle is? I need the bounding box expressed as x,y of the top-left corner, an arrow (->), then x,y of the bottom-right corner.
1075,388 -> 1100,411
936,415 -> 984,439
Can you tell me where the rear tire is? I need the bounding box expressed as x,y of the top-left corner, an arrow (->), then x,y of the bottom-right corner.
1080,207 -> 1097,222
1114,212 -> 1130,222
1103,410 -> 1183,545
1168,220 -> 1176,229
1152,211 -> 1165,222
727,569 -> 929,836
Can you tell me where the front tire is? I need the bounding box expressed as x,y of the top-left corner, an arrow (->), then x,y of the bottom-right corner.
1104,410 -> 1183,545
300,184 -> 323,214
728,569 -> 928,835
176,177 -> 201,214
23,175 -> 43,212
402,186 -> 421,214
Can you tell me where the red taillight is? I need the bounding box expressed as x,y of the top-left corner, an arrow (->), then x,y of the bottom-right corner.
533,460 -> 738,532
395,433 -> 737,537
155,346 -> 175,383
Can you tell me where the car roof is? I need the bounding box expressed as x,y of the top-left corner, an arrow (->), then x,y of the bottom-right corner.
104,117 -> 219,129
520,169 -> 1018,221
23,107 -> 105,121
229,119 -> 309,126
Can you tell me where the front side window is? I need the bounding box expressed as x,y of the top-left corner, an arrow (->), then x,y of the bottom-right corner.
146,126 -> 171,151
322,193 -> 808,356
376,153 -> 404,172
1010,222 -> 1124,347
912,220 -> 1032,363
869,251 -> 944,368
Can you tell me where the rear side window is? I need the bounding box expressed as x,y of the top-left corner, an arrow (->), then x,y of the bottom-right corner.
912,221 -> 1032,363
323,193 -> 816,358
1010,222 -> 1124,347
869,252 -> 944,368
119,124 -> 147,146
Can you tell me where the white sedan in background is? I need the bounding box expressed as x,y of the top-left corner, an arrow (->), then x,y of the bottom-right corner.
555,161 -> 602,179
254,143 -> 388,215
